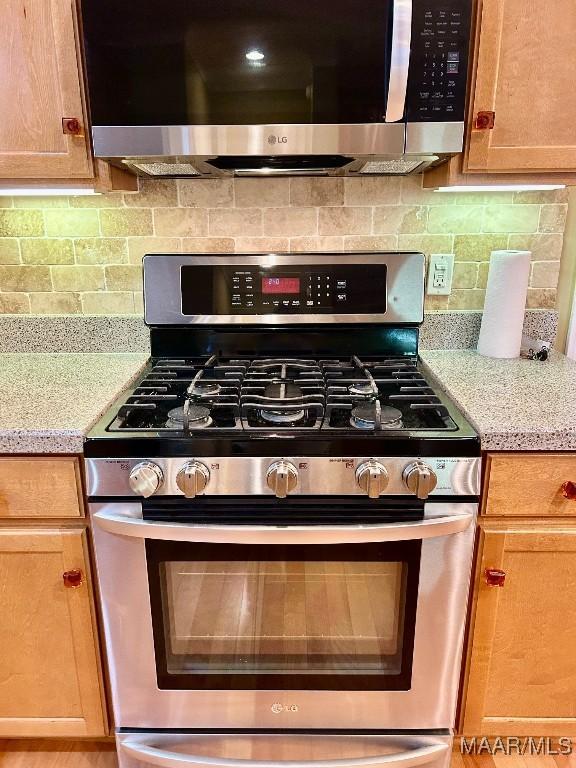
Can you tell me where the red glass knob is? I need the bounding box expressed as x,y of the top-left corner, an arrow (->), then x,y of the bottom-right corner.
62,117 -> 83,136
561,481 -> 576,500
63,569 -> 83,588
474,110 -> 495,130
485,568 -> 506,587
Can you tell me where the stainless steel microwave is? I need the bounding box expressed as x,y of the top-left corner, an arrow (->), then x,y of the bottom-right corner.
79,0 -> 473,177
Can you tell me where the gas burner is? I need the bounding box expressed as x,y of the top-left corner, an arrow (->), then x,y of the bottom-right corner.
350,402 -> 403,431
167,404 -> 213,430
348,380 -> 377,397
191,381 -> 222,396
260,408 -> 306,424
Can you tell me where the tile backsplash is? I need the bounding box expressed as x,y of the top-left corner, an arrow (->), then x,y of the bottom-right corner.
0,176 -> 568,315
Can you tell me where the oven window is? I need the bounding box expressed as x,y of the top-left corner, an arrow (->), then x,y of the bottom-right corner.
147,541 -> 420,690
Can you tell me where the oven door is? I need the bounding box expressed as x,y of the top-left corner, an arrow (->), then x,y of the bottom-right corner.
90,500 -> 476,731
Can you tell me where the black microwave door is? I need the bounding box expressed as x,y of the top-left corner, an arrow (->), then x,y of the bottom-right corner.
81,0 -> 393,126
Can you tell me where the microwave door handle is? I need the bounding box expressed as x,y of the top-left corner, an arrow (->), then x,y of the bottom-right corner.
120,742 -> 449,768
93,506 -> 474,543
385,0 -> 413,122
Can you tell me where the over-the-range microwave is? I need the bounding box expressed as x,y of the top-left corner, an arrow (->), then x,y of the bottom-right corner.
79,0 -> 473,177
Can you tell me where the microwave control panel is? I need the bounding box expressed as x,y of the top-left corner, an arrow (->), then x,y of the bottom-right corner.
180,264 -> 387,316
405,0 -> 472,122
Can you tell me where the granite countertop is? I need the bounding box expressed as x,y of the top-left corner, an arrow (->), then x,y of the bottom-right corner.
0,353 -> 149,453
421,350 -> 576,450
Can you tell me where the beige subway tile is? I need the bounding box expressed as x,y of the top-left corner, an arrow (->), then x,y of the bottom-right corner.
209,208 -> 263,237
0,198 -> 13,208
70,192 -> 123,207
452,262 -> 478,290
344,177 -> 400,206
21,239 -> 74,265
374,205 -> 426,234
508,233 -> 564,261
44,209 -> 99,237
182,237 -> 235,253
101,208 -> 152,237
344,235 -> 397,251
124,179 -> 177,207
13,196 -> 69,208
264,207 -> 317,236
128,237 -> 181,263
318,207 -> 371,235
234,237 -> 289,252
0,265 -> 51,291
29,292 -> 82,314
482,204 -> 540,234
154,208 -> 208,237
398,234 -> 452,254
235,179 -> 289,208
75,237 -> 128,264
81,292 -> 136,314
134,292 -> 144,314
531,261 -> 561,290
477,262 -> 489,289
453,234 -> 508,261
0,210 -> 44,237
289,237 -> 344,252
514,188 -> 570,204
178,179 -> 234,208
427,205 -> 483,234
0,239 -> 20,264
424,295 -> 450,310
290,178 -> 344,206
106,265 -> 143,291
448,289 -> 486,310
539,204 -> 568,234
454,192 -> 513,205
0,293 -> 30,313
526,288 -> 557,309
52,265 -> 105,292
400,176 -> 440,205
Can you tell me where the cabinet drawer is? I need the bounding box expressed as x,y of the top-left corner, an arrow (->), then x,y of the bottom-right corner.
0,458 -> 83,519
484,453 -> 576,517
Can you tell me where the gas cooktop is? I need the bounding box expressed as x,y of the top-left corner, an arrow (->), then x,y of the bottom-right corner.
105,354 -> 460,435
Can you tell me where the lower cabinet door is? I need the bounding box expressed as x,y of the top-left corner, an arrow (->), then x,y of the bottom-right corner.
0,528 -> 107,737
462,522 -> 576,735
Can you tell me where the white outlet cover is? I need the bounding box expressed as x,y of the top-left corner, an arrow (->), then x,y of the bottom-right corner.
427,253 -> 455,296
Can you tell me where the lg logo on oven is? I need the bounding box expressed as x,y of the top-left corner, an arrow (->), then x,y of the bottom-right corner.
271,703 -> 299,714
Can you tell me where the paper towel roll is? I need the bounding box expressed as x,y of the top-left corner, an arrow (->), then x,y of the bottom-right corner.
477,250 -> 531,359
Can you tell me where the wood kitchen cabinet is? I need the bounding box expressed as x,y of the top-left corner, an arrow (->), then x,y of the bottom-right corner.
462,521 -> 576,735
0,527 -> 107,737
0,457 -> 84,518
424,0 -> 576,186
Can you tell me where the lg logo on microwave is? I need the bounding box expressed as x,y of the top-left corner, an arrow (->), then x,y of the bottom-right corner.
267,135 -> 288,145
271,702 -> 299,714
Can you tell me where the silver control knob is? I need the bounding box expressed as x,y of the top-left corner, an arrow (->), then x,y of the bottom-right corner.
266,460 -> 298,499
128,461 -> 164,498
403,461 -> 438,500
176,461 -> 210,498
356,460 -> 389,499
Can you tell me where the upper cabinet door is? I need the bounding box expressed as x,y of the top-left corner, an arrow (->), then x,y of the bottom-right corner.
0,0 -> 93,179
466,0 -> 576,173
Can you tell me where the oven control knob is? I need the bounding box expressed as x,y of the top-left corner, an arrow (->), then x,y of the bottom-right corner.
266,460 -> 298,499
356,460 -> 389,499
176,461 -> 210,498
128,462 -> 164,498
403,461 -> 438,500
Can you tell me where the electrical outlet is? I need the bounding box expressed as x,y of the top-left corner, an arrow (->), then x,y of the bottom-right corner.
427,253 -> 454,295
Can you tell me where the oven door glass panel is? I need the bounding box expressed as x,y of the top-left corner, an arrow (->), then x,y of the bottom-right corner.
147,541 -> 420,690
81,0 -> 392,125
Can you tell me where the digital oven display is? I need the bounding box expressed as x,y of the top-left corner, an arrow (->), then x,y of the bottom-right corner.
261,277 -> 301,294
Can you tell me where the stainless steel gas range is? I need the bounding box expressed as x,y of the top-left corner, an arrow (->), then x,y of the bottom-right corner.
85,252 -> 480,768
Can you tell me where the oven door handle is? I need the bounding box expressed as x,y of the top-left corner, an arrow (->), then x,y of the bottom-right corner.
385,0 -> 413,122
93,506 -> 474,543
120,742 -> 449,768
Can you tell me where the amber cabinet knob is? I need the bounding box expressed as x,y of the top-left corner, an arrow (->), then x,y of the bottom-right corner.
485,568 -> 506,587
62,117 -> 84,136
474,110 -> 495,130
561,481 -> 576,500
63,569 -> 83,588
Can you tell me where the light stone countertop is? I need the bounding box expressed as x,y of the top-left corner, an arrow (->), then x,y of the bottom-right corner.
421,349 -> 576,450
0,353 -> 149,453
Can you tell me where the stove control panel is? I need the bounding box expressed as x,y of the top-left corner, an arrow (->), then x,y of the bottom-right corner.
87,456 -> 480,498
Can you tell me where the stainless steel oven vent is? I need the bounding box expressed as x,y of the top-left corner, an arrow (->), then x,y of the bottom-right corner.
359,159 -> 428,175
128,162 -> 201,176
